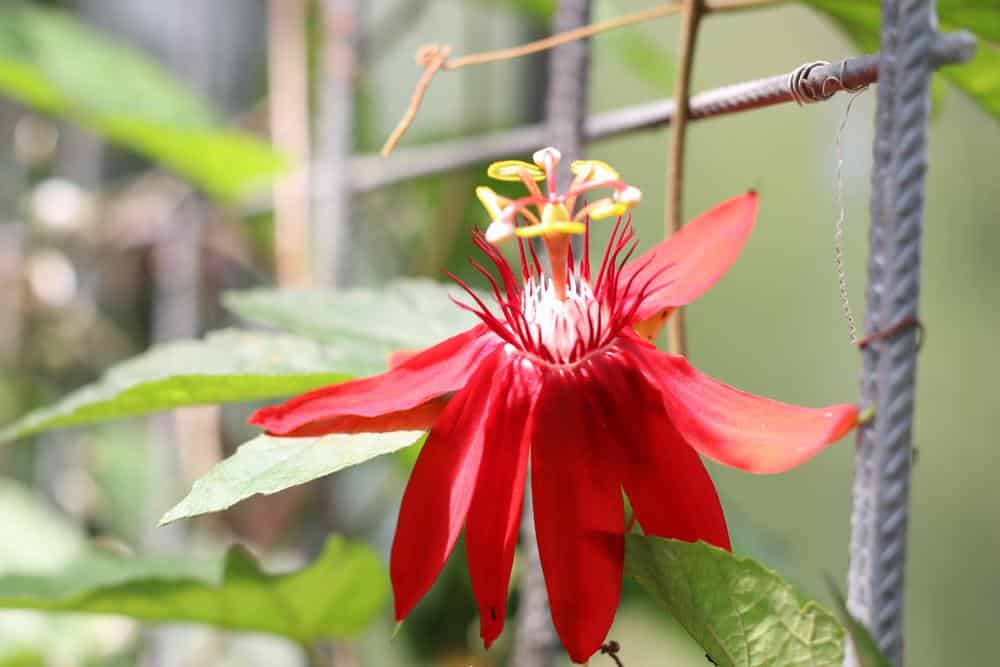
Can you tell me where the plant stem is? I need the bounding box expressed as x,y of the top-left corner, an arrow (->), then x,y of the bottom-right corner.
663,0 -> 705,357
446,2 -> 683,70
380,0 -> 779,156
445,0 -> 773,72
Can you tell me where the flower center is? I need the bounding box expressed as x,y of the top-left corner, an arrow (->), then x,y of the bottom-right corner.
451,147 -> 653,366
522,273 -> 604,363
474,146 -> 642,301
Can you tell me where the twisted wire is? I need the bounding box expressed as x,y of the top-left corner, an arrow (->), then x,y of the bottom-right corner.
845,0 -> 935,665
834,89 -> 868,345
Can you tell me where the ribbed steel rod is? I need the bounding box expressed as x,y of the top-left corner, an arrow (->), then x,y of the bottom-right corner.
843,2 -> 972,666
337,32 -> 972,195
312,0 -> 359,287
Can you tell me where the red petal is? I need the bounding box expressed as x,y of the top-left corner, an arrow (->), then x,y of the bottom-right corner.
531,364 -> 624,664
465,357 -> 538,648
619,191 -> 758,321
592,358 -> 729,550
390,350 -> 502,621
249,325 -> 498,436
625,340 -> 857,474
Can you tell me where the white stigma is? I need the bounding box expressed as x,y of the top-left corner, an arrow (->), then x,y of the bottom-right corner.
614,185 -> 642,206
485,220 -> 515,243
533,147 -> 561,168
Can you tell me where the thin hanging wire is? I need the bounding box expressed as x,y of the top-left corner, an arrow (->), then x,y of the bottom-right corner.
833,88 -> 868,345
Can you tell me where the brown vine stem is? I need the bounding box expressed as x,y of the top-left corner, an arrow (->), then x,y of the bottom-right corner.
663,0 -> 705,357
380,44 -> 451,156
380,0 -> 780,156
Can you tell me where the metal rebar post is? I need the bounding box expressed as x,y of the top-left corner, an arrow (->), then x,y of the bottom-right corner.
313,0 -> 359,288
269,0 -> 313,287
844,2 -> 963,665
545,0 -> 592,191
511,3 -> 592,665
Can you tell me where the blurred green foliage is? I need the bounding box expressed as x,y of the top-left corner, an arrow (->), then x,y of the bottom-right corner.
0,4 -> 283,200
0,534 -> 388,643
224,279 -> 481,351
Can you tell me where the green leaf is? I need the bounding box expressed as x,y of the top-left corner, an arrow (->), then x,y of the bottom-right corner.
161,431 -> 425,525
0,5 -> 284,200
95,118 -> 285,203
825,577 -> 893,667
2,329 -> 386,442
1,6 -> 216,126
0,651 -> 45,667
625,535 -> 845,667
224,279 -> 480,350
0,535 -> 387,642
0,480 -> 139,663
801,0 -> 1000,121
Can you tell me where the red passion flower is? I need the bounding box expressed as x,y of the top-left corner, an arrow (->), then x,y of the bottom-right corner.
250,147 -> 857,664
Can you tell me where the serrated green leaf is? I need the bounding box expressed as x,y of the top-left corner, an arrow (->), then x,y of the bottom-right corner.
0,536 -> 387,642
825,577 -> 892,667
801,0 -> 1000,122
161,431 -> 425,524
625,535 -> 845,667
0,5 -> 284,200
2,329 -> 386,442
224,279 -> 480,349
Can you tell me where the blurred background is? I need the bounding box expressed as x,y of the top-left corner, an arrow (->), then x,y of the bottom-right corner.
0,0 -> 996,665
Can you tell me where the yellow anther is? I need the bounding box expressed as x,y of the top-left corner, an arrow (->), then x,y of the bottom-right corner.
487,160 -> 545,182
513,202 -> 586,238
475,186 -> 508,219
570,159 -> 619,182
515,221 -> 587,238
542,201 -> 572,227
583,199 -> 629,221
